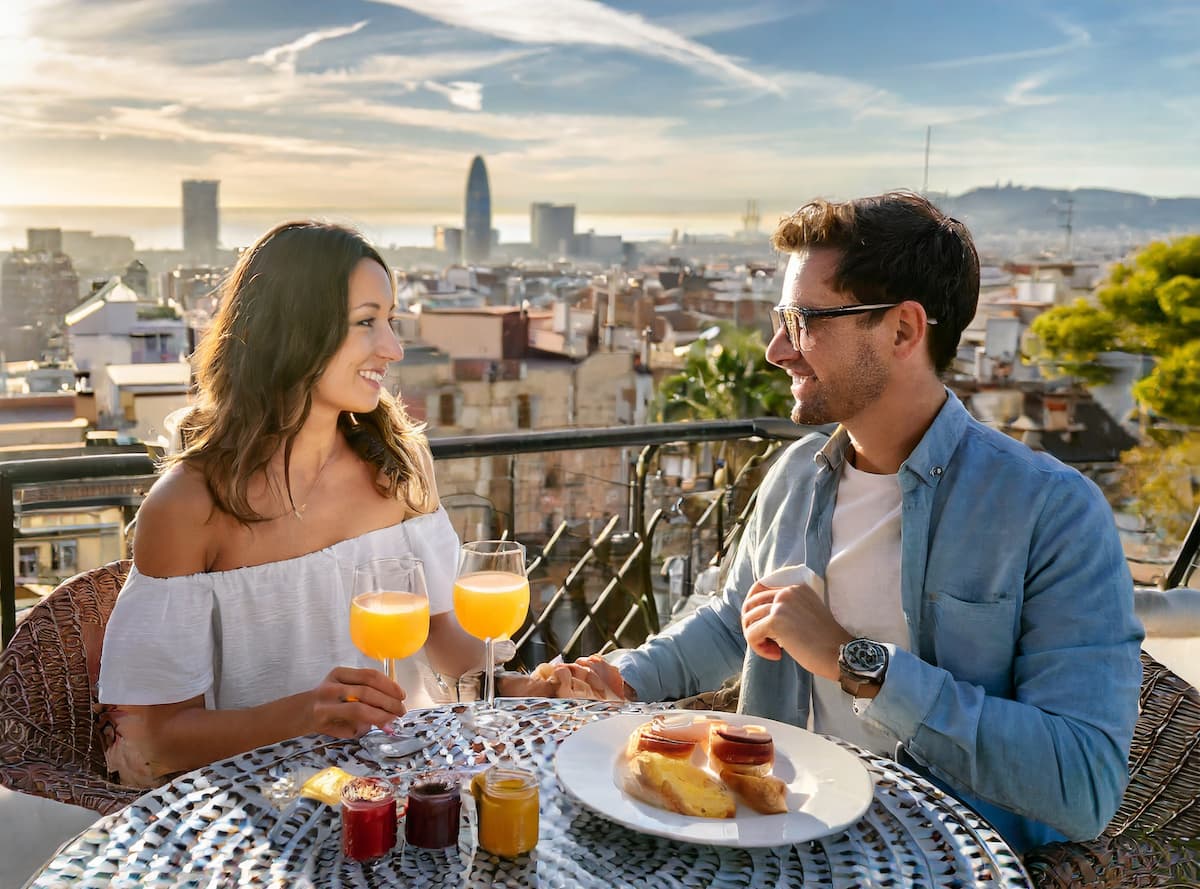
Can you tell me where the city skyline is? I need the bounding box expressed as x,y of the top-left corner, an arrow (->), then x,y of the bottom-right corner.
2,0 -> 1199,213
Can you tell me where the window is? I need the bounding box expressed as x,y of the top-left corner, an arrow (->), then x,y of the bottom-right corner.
51,540 -> 78,574
516,393 -> 533,429
17,546 -> 39,581
438,392 -> 457,426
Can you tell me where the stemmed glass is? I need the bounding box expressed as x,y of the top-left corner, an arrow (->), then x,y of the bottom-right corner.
453,540 -> 529,731
350,556 -> 429,759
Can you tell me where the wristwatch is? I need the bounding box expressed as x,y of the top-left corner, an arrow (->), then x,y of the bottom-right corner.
838,638 -> 889,698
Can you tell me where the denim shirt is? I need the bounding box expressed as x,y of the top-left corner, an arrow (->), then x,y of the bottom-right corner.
616,390 -> 1144,853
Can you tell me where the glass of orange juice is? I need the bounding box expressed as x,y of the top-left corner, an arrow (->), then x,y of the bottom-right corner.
351,556 -> 430,757
453,540 -> 529,730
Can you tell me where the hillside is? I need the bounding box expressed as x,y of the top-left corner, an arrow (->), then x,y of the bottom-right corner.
939,185 -> 1200,235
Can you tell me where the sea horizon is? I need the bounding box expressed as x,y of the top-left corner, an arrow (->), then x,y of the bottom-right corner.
0,205 -> 755,253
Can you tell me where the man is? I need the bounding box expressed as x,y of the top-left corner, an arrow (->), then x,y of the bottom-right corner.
528,192 -> 1143,854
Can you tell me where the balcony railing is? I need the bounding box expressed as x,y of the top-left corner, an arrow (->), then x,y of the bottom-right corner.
4,420 -> 1198,658
1,419 -> 806,651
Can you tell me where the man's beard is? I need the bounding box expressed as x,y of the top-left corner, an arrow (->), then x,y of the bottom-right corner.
789,338 -> 889,426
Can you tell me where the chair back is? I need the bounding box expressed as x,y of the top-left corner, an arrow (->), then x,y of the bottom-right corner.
0,560 -> 141,814
1025,650 -> 1200,888
1102,650 -> 1200,837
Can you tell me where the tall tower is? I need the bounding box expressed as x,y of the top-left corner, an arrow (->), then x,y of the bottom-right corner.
463,156 -> 491,264
182,179 -> 220,264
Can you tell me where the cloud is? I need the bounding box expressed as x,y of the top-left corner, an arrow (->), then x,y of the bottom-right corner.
916,18 -> 1091,70
422,81 -> 484,110
25,0 -> 176,40
1164,50 -> 1200,69
653,3 -> 807,38
249,21 -> 370,75
309,48 -> 540,85
100,105 -> 369,158
770,71 -> 989,126
1004,74 -> 1061,107
370,0 -> 783,95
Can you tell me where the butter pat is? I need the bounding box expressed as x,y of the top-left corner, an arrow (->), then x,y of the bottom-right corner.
299,767 -> 356,806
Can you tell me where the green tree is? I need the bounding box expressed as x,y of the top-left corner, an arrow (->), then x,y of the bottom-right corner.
1133,339 -> 1200,428
1024,298 -> 1119,383
1028,235 -> 1200,382
1119,436 -> 1200,546
654,325 -> 791,422
1026,234 -> 1200,546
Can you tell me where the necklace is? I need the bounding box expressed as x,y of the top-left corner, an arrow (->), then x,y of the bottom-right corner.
288,446 -> 341,520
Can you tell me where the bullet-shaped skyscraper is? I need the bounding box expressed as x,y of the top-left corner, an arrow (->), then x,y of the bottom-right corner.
463,156 -> 491,264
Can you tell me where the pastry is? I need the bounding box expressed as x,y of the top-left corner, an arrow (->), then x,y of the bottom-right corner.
719,768 -> 788,814
626,721 -> 698,760
626,751 -> 736,818
708,724 -> 775,777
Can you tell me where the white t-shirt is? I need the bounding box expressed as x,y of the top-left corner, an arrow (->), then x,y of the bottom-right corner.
810,460 -> 908,755
97,507 -> 460,711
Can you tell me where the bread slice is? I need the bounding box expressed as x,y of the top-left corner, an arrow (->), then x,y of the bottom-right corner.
629,751 -> 736,818
719,768 -> 788,814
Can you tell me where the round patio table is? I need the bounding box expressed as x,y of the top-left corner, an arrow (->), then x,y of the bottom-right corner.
27,699 -> 1032,888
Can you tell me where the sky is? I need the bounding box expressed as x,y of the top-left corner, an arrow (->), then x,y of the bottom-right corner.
2,0 -> 1198,216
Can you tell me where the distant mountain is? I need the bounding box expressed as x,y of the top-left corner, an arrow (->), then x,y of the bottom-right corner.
937,185 -> 1200,234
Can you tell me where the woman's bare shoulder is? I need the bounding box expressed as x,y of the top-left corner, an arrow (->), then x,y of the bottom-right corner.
133,462 -> 220,577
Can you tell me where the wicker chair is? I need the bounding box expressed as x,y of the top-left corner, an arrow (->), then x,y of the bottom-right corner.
1024,650 -> 1200,888
0,560 -> 142,814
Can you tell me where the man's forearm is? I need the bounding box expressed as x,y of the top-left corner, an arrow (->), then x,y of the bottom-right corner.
615,597 -> 747,702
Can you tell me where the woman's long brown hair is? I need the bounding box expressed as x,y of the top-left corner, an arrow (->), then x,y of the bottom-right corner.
168,220 -> 432,523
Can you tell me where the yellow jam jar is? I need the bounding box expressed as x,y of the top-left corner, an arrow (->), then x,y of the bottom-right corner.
470,766 -> 539,858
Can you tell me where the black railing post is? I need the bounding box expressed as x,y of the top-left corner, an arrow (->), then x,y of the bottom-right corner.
1164,503 -> 1200,590
1,470 -> 15,647
633,444 -> 660,633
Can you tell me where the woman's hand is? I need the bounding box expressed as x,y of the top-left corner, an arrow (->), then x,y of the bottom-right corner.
500,656 -> 632,701
307,666 -> 407,738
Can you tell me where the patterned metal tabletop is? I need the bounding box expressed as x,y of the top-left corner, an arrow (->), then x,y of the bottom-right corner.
28,699 -> 1032,888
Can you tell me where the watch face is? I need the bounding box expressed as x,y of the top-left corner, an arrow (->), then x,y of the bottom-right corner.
844,639 -> 887,673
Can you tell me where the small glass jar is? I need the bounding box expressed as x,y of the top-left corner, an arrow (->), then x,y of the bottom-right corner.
470,766 -> 539,858
404,771 -> 463,849
341,776 -> 397,862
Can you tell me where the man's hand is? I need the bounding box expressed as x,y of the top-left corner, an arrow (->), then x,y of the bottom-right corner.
307,666 -> 407,739
500,656 -> 633,701
741,579 -> 853,682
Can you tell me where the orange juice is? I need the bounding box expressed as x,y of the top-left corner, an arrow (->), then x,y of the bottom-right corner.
349,591 -> 429,661
453,571 -> 530,640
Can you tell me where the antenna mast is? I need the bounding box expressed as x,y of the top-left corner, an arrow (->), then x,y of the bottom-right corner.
1059,197 -> 1074,258
922,126 -> 931,194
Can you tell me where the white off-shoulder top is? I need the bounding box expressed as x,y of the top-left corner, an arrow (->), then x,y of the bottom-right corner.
97,507 -> 461,712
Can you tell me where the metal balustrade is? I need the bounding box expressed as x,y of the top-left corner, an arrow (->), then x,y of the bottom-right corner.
2,419 -> 806,649
5,422 -> 1197,654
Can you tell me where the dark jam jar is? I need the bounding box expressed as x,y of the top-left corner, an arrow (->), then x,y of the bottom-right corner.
341,776 -> 397,862
404,772 -> 463,849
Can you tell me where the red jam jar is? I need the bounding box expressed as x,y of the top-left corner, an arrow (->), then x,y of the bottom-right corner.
341,776 -> 397,862
404,771 -> 463,848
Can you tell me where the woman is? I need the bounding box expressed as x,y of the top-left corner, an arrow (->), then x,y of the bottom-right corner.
97,221 -> 479,786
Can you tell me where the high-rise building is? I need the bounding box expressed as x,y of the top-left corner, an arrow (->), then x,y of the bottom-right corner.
463,156 -> 491,264
182,179 -> 220,263
0,230 -> 80,360
27,228 -> 63,254
434,224 -> 464,262
530,203 -> 576,257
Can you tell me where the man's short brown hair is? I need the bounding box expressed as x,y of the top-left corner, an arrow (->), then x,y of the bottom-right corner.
772,191 -> 979,372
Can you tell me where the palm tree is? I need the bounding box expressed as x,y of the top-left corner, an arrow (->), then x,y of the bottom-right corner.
655,325 -> 791,423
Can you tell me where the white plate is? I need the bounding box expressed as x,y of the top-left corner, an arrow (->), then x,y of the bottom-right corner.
555,711 -> 873,848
